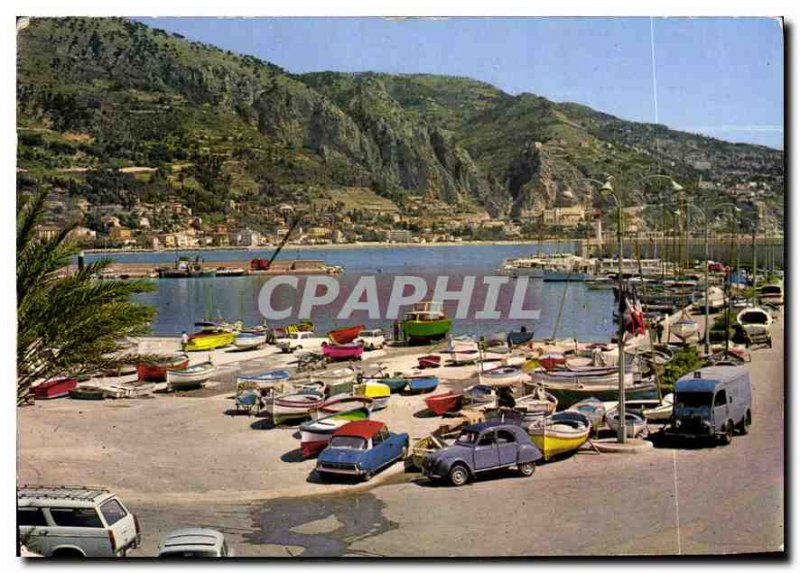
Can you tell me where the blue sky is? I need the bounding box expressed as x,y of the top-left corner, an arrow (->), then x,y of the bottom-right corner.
136,17 -> 784,150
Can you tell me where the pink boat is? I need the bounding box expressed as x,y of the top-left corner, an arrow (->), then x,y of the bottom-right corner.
321,341 -> 364,361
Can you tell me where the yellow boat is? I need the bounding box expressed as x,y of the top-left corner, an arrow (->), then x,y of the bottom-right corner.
184,330 -> 235,352
527,411 -> 591,461
353,381 -> 390,410
521,358 -> 540,373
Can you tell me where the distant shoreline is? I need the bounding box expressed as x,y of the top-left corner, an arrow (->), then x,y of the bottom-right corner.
81,239 -> 559,256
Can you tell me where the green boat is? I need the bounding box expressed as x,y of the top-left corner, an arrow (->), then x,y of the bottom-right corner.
402,301 -> 452,343
544,381 -> 659,410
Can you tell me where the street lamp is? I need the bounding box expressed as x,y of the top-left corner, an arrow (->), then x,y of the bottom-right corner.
585,176 -> 627,444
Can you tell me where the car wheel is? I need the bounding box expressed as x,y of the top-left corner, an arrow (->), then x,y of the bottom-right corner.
719,422 -> 733,445
449,464 -> 469,487
739,410 -> 751,435
518,461 -> 536,477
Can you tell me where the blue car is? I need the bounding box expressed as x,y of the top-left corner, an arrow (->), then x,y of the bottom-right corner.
316,421 -> 409,481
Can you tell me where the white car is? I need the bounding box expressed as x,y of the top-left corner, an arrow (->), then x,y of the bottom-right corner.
18,485 -> 140,558
158,528 -> 233,558
275,331 -> 325,353
355,329 -> 385,350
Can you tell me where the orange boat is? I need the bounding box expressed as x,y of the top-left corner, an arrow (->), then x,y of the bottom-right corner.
328,325 -> 364,344
137,353 -> 190,382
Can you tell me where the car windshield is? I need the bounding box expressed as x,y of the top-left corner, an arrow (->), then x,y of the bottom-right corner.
159,550 -> 220,558
456,431 -> 479,445
675,392 -> 713,408
329,436 -> 367,450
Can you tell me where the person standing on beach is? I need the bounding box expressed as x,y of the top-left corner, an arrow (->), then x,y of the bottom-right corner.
181,330 -> 189,351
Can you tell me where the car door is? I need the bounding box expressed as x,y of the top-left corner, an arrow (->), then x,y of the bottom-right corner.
495,429 -> 518,466
473,430 -> 500,471
46,506 -> 112,557
713,388 -> 729,430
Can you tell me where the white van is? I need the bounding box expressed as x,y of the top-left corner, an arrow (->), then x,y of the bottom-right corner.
17,485 -> 140,558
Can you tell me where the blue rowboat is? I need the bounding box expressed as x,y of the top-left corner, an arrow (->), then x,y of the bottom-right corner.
361,377 -> 407,393
405,376 -> 439,395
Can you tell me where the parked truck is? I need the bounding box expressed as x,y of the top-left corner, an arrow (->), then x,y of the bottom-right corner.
666,366 -> 752,445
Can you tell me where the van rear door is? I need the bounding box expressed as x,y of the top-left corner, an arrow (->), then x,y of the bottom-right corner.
99,498 -> 138,554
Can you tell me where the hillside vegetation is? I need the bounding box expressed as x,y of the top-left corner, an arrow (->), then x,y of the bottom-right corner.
17,17 -> 784,232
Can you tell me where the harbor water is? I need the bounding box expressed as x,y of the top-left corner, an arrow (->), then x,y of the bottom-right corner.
84,243 -> 618,341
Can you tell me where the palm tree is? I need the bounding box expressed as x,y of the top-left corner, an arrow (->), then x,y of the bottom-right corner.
17,190 -> 156,404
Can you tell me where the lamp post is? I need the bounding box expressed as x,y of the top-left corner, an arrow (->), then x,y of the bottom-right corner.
584,176 -> 627,444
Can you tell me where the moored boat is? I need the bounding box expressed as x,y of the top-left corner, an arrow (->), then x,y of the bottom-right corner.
405,376 -> 440,395
184,329 -> 235,351
272,390 -> 325,425
424,390 -> 464,415
526,411 -> 592,461
321,341 -> 364,361
507,328 -> 534,346
418,355 -> 442,369
536,380 -> 658,409
538,352 -> 566,371
669,311 -> 699,343
317,395 -> 373,416
137,353 -> 190,382
33,377 -> 78,399
605,409 -> 648,438
328,325 -> 365,344
481,366 -> 526,387
167,361 -> 216,391
353,381 -> 391,410
233,331 -> 266,351
566,397 -> 607,432
402,301 -> 452,344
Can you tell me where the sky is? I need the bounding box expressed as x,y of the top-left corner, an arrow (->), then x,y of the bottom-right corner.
135,17 -> 784,150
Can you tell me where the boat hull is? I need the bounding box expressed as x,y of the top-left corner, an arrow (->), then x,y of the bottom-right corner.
425,391 -> 463,415
402,318 -> 452,343
321,342 -> 364,361
328,325 -> 364,344
185,331 -> 235,351
272,393 -> 325,425
405,377 -> 440,395
137,355 -> 190,382
541,382 -> 658,409
33,378 -> 78,399
167,362 -> 215,390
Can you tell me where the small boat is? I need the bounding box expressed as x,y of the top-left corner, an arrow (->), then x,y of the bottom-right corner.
299,406 -> 372,457
317,395 -> 373,417
418,355 -> 442,369
759,284 -> 784,306
360,376 -> 407,393
669,311 -> 699,343
353,381 -> 391,410
321,341 -> 364,361
527,411 -> 592,461
640,393 -> 674,422
402,301 -> 452,343
237,369 -> 290,393
272,390 -> 325,425
527,367 -> 633,390
317,368 -> 357,396
450,349 -> 481,365
405,376 -> 440,395
68,386 -> 105,400
233,331 -> 266,351
137,353 -> 190,382
462,384 -> 497,408
605,409 -> 648,438
215,266 -> 246,277
184,329 -> 235,351
536,380 -> 659,409
328,325 -> 365,345
692,286 -> 727,311
538,352 -> 566,371
481,366 -> 526,387
566,398 -> 607,432
483,407 -> 525,425
515,387 -> 559,420
33,377 -> 78,399
424,390 -> 464,415
507,328 -> 534,346
167,361 -> 216,391
736,307 -> 773,332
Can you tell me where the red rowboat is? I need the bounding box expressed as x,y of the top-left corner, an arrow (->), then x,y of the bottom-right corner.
539,352 -> 566,371
418,354 -> 441,369
424,390 -> 464,415
328,325 -> 364,344
33,377 -> 78,399
321,342 -> 364,361
137,353 -> 190,382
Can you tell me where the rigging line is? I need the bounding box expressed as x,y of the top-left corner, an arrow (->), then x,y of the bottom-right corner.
650,17 -> 662,172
